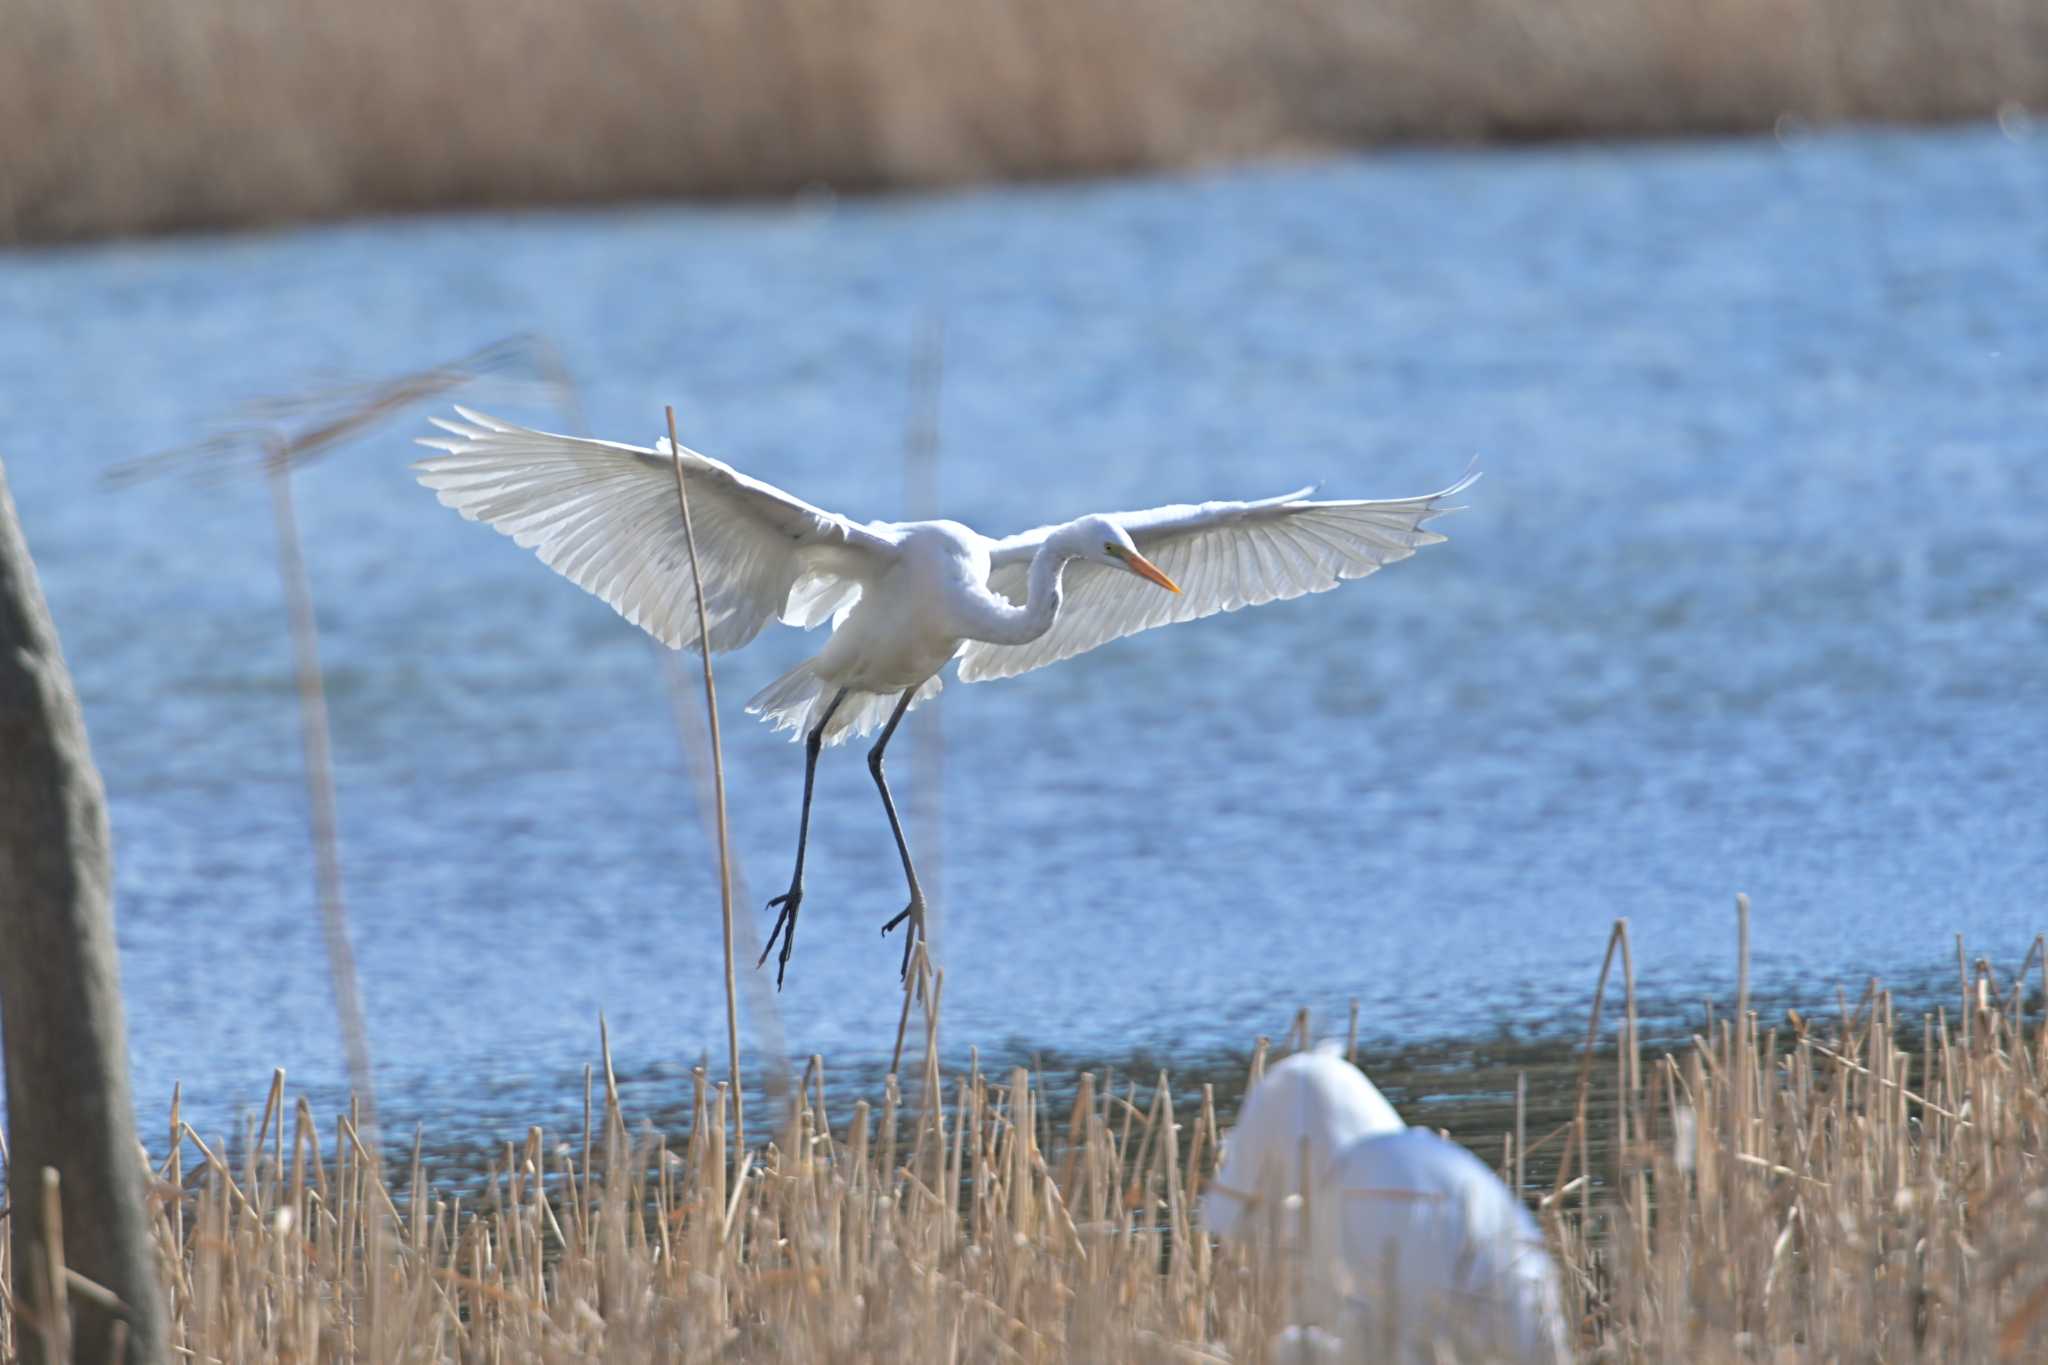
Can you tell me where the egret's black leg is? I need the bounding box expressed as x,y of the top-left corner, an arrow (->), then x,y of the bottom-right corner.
869,689 -> 928,980
760,687 -> 848,989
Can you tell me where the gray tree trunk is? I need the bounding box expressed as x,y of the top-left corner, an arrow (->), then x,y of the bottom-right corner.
0,459 -> 167,1363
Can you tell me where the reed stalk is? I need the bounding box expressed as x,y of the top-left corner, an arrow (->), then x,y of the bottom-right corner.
664,405 -> 746,1163
264,445 -> 377,1135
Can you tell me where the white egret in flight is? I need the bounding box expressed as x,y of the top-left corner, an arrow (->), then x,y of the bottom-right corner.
414,408 -> 1474,985
1205,1044 -> 1571,1363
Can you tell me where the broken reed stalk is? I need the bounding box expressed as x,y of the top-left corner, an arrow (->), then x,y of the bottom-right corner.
1736,890 -> 1751,1022
1554,917 -> 1627,1212
663,405 -> 744,1161
107,336 -> 591,1148
1514,1069 -> 1527,1199
104,334 -> 573,490
265,444 -> 377,1135
35,1168 -> 72,1365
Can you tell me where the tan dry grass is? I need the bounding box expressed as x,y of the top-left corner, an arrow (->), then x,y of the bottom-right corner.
4,0 -> 2046,243
4,933 -> 2048,1361
1556,937 -> 2048,1360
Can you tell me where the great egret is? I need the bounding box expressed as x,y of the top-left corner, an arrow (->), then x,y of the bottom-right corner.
1204,1044 -> 1405,1243
1204,1044 -> 1571,1364
414,408 -> 1474,984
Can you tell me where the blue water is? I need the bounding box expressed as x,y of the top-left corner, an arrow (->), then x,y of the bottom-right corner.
2,125 -> 2045,1145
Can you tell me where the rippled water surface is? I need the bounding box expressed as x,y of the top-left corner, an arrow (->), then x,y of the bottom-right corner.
3,126 -> 2044,1143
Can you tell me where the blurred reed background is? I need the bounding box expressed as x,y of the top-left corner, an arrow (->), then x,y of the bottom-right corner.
5,0 -> 2045,243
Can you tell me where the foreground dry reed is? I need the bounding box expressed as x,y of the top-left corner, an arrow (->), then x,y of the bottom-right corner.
7,0 -> 2047,242
4,934 -> 2047,1361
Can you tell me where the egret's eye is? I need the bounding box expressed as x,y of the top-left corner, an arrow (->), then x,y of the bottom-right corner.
1103,542 -> 1121,557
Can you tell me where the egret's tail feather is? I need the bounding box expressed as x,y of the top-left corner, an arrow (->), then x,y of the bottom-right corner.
746,660 -> 942,746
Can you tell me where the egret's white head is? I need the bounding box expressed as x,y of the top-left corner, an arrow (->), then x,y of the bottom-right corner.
1072,516 -> 1181,594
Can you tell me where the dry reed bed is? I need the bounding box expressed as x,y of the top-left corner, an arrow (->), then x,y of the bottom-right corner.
6,0 -> 2047,243
3,936 -> 2046,1361
1560,945 -> 2048,1361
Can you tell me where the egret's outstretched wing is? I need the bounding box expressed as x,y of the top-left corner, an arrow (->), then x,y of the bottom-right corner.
414,407 -> 894,652
956,473 -> 1476,683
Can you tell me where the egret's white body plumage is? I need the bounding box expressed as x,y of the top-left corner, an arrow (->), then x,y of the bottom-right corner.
414,406 -> 1475,982
1205,1045 -> 1406,1243
1205,1045 -> 1572,1364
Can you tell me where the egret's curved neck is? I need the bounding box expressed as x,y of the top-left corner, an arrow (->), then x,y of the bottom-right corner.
971,524 -> 1087,646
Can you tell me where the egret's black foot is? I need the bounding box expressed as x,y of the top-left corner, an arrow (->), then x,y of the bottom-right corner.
761,887 -> 803,989
880,897 -> 926,980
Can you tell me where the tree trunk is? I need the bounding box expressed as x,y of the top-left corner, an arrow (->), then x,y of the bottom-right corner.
0,459 -> 167,1363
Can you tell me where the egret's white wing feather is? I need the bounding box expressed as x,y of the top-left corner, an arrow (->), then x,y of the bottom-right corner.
414,407 -> 892,652
956,473 -> 1476,682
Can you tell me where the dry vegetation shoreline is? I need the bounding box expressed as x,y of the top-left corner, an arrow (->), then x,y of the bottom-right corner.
6,0 -> 2046,243
3,931 -> 2046,1361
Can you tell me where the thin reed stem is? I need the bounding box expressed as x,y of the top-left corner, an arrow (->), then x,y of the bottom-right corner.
265,446 -> 376,1134
664,405 -> 745,1161
1736,891 -> 1751,1022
